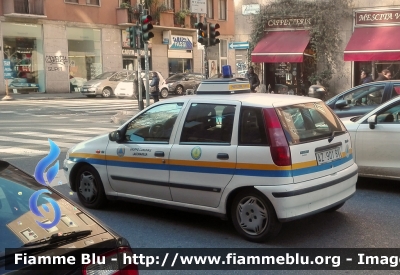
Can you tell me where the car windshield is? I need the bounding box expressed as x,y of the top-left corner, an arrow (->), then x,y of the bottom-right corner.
167,75 -> 184,81
0,162 -> 96,252
93,72 -> 116,80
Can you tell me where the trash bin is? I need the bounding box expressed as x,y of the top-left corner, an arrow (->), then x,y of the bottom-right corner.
308,85 -> 328,100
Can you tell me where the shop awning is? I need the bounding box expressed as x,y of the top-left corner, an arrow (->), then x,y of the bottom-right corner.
344,26 -> 400,61
251,30 -> 310,63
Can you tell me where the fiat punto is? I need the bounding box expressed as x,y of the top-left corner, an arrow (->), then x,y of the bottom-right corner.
64,79 -> 357,242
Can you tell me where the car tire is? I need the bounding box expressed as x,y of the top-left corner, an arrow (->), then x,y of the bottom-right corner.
175,85 -> 184,95
86,95 -> 96,98
324,202 -> 345,212
160,88 -> 169,98
76,165 -> 107,209
231,189 -> 281,242
101,88 -> 112,98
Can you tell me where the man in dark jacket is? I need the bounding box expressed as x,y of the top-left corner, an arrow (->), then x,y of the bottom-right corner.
360,70 -> 373,84
246,66 -> 260,93
375,69 -> 392,81
149,72 -> 160,102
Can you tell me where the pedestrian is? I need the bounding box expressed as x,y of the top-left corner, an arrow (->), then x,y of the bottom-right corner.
246,66 -> 260,93
149,71 -> 160,102
375,69 -> 392,81
360,70 -> 373,84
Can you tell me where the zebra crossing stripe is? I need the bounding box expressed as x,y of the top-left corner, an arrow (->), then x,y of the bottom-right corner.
0,136 -> 76,148
0,146 -> 48,156
49,128 -> 115,134
11,132 -> 93,141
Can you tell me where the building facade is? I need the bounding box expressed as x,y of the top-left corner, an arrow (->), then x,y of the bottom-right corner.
234,0 -> 400,95
0,0 -> 234,94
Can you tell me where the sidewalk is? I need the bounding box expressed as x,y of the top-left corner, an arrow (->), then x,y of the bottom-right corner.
3,92 -> 85,101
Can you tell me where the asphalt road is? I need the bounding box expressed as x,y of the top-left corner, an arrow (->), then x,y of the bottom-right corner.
1,98 -> 399,275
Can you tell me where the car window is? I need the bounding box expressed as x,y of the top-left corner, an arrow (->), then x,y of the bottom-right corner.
110,72 -> 128,81
376,101 -> 400,124
187,75 -> 195,81
195,75 -> 204,81
342,85 -> 385,106
167,75 -> 183,81
391,84 -> 400,97
93,72 -> 115,80
180,103 -> 236,144
275,102 -> 346,145
125,103 -> 184,143
239,107 -> 268,146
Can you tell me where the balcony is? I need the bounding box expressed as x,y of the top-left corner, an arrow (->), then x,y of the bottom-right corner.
116,7 -> 138,26
3,0 -> 46,18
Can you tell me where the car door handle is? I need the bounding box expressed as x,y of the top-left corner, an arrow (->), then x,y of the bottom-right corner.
217,153 -> 229,160
155,151 -> 164,157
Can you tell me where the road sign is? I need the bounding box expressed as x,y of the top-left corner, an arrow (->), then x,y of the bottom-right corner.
190,0 -> 206,13
229,42 -> 249,50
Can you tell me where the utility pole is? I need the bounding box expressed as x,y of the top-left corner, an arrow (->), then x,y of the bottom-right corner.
204,17 -> 208,79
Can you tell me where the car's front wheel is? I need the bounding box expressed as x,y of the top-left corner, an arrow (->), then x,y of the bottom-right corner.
75,165 -> 107,209
231,189 -> 281,242
101,88 -> 112,98
175,85 -> 184,95
160,88 -> 169,98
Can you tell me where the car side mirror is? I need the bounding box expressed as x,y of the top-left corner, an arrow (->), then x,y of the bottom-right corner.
367,114 -> 377,129
109,130 -> 124,142
335,99 -> 348,109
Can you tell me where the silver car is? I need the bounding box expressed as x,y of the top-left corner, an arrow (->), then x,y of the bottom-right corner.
81,70 -> 134,98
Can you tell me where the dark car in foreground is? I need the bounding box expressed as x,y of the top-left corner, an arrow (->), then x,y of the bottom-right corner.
325,80 -> 400,118
165,73 -> 204,95
0,160 -> 137,275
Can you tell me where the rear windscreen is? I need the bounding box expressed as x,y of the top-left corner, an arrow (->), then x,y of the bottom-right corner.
275,102 -> 346,145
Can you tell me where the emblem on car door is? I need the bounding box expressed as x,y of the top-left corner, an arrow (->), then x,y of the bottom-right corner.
117,147 -> 125,157
191,146 -> 202,160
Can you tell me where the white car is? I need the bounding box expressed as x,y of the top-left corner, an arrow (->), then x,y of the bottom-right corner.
114,71 -> 169,99
64,79 -> 357,242
341,95 -> 400,180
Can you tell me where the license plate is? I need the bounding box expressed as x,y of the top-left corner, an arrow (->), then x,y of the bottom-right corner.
315,147 -> 341,165
83,89 -> 87,92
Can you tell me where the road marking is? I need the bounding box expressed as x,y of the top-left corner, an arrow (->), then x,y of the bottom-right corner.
0,136 -> 76,148
0,146 -> 48,156
11,132 -> 93,141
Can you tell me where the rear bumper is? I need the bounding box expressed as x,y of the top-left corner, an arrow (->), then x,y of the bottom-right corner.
255,163 -> 358,222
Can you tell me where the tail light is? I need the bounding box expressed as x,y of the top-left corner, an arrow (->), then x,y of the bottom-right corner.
263,108 -> 292,166
82,247 -> 138,275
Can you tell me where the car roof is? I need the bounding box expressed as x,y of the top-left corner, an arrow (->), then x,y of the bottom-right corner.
161,93 -> 321,107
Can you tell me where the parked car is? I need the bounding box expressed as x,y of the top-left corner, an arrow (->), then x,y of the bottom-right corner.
165,73 -> 205,95
341,95 -> 400,180
81,70 -> 134,98
0,160 -> 137,274
64,87 -> 357,242
114,71 -> 169,99
325,80 -> 400,118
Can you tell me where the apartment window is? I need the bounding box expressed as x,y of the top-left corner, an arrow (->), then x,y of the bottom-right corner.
207,0 -> 213,19
164,0 -> 174,9
181,0 -> 190,10
86,0 -> 100,5
65,0 -> 78,3
219,0 -> 226,20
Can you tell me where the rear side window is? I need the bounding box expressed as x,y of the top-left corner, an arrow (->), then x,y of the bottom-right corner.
275,102 -> 346,145
239,107 -> 268,146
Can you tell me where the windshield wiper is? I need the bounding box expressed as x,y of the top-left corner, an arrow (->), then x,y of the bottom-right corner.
22,230 -> 92,247
328,131 -> 346,143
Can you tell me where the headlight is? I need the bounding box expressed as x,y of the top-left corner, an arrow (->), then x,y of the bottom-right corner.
66,146 -> 76,160
91,83 -> 101,88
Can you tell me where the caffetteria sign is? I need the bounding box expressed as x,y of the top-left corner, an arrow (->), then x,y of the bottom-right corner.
169,35 -> 193,50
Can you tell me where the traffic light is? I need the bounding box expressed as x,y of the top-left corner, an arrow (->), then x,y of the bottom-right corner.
126,27 -> 136,49
195,22 -> 208,46
141,15 -> 154,43
209,23 -> 220,46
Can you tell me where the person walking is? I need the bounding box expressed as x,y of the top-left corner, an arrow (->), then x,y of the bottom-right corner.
149,72 -> 160,102
375,69 -> 392,81
246,66 -> 260,93
360,70 -> 373,84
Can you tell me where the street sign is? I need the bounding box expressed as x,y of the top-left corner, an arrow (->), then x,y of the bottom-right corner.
190,0 -> 206,13
228,42 -> 249,50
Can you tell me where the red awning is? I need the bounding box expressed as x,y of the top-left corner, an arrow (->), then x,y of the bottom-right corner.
251,30 -> 310,63
344,26 -> 400,61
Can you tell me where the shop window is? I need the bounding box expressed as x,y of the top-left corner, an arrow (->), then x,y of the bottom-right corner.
86,0 -> 100,5
207,0 -> 214,19
168,58 -> 193,76
219,0 -> 226,20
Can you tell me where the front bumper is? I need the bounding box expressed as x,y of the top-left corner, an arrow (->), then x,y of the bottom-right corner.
63,159 -> 76,189
81,87 -> 98,94
255,163 -> 358,222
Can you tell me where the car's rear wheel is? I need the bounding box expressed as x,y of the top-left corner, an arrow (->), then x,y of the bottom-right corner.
101,88 -> 112,98
324,202 -> 345,212
175,85 -> 184,95
160,88 -> 169,98
231,189 -> 281,242
76,165 -> 107,209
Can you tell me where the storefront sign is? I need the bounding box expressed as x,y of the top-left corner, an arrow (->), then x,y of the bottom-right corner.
169,35 -> 193,50
3,60 -> 14,79
242,4 -> 260,15
355,9 -> 400,26
122,49 -> 151,56
265,18 -> 312,29
45,56 -> 68,65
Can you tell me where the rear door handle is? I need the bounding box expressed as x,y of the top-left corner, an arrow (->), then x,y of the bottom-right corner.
155,151 -> 164,157
217,153 -> 229,160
